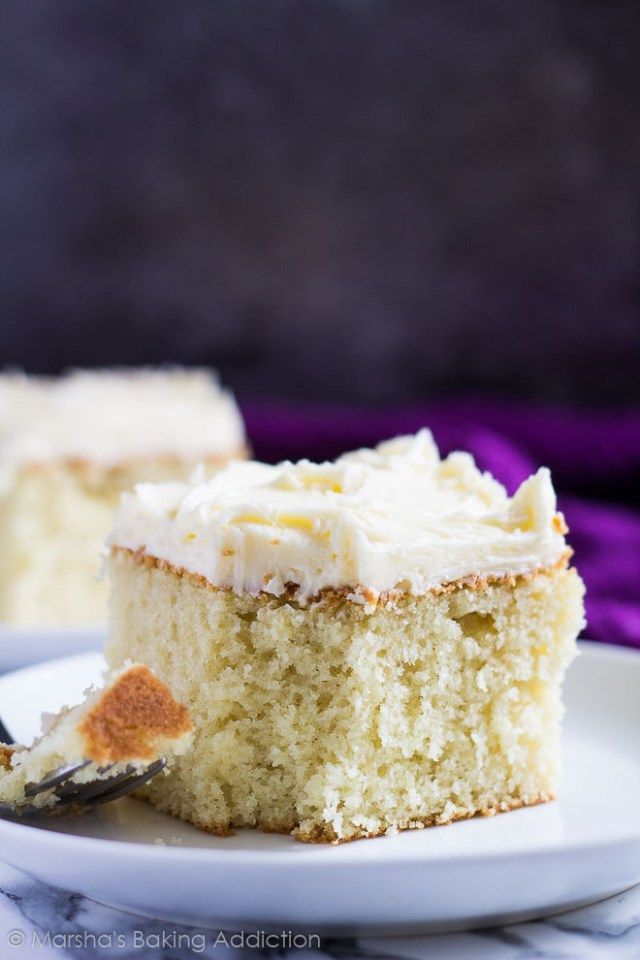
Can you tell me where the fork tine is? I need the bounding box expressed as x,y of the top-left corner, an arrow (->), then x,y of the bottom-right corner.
9,756 -> 168,815
89,758 -> 167,806
0,720 -> 15,745
53,766 -> 130,804
25,760 -> 91,797
0,802 -> 36,817
56,757 -> 167,805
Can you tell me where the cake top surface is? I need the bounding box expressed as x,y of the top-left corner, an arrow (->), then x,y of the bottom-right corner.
0,368 -> 245,474
110,430 -> 570,602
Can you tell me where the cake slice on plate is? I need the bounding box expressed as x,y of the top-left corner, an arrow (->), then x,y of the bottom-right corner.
106,431 -> 585,843
0,367 -> 246,624
0,663 -> 193,810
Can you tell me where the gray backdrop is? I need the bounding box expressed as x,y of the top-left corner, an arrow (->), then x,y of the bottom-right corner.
2,0 -> 639,404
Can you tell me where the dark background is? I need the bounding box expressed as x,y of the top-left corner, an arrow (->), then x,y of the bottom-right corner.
2,0 -> 639,406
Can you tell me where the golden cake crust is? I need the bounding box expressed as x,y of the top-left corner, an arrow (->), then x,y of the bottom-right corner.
112,544 -> 572,609
79,665 -> 193,765
136,791 -> 554,844
17,448 -> 249,481
0,744 -> 15,771
292,793 -> 554,843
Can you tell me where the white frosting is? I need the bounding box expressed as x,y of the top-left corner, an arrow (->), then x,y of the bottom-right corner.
110,431 -> 569,603
0,369 -> 245,481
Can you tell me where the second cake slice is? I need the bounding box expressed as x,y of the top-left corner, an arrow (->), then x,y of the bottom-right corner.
0,367 -> 246,624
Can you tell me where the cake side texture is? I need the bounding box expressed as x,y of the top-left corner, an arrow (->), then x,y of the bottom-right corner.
106,548 -> 584,843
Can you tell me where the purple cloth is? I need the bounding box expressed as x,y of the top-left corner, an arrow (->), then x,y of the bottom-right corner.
241,398 -> 640,650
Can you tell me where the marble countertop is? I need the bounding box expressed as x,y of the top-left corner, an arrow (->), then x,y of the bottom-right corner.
0,862 -> 638,960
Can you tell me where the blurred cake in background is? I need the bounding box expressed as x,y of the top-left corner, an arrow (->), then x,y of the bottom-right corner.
0,368 -> 246,625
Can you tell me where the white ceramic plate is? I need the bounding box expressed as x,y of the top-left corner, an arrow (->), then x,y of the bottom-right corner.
0,641 -> 638,935
0,623 -> 105,672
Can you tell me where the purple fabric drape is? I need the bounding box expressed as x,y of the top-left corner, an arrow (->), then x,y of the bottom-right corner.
241,399 -> 640,650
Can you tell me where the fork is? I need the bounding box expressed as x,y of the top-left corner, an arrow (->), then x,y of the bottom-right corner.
0,716 -> 166,817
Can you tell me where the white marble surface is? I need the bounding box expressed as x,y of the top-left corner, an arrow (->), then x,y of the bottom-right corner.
0,862 -> 638,960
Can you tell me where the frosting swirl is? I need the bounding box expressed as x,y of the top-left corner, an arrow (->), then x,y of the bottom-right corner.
110,430 -> 570,603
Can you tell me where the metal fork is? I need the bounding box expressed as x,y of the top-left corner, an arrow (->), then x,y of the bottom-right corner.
0,717 -> 166,817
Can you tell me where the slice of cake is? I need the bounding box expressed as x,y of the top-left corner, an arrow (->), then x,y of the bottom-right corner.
0,368 -> 246,624
0,663 -> 193,810
105,431 -> 585,843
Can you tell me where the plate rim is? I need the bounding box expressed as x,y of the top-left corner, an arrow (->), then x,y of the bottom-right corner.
0,622 -> 106,638
0,639 -> 637,868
